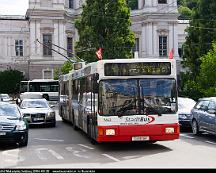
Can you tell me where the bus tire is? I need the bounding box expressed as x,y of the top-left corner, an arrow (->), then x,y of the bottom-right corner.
90,138 -> 98,145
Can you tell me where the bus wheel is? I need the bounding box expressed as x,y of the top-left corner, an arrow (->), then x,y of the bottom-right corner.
90,138 -> 98,145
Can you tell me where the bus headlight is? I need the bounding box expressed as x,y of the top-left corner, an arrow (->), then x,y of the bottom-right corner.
165,127 -> 175,134
105,129 -> 116,136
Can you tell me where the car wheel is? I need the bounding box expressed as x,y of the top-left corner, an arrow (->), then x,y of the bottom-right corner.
19,132 -> 28,147
192,120 -> 200,135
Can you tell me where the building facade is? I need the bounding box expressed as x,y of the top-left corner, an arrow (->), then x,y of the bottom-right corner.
0,0 -> 188,80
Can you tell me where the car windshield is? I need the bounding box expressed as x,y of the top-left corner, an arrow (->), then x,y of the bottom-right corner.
21,100 -> 49,108
0,104 -> 21,117
99,79 -> 177,116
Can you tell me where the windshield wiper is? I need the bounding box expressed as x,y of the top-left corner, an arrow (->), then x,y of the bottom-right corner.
144,106 -> 162,116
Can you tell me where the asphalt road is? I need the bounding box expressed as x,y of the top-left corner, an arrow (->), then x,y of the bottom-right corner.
1,108 -> 216,169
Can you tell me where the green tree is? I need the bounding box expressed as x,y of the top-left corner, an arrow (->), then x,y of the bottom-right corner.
0,69 -> 25,94
179,0 -> 216,99
54,61 -> 73,80
197,42 -> 216,96
183,0 -> 216,78
178,0 -> 199,20
75,0 -> 135,62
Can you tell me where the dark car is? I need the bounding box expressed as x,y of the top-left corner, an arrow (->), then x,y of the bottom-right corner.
191,97 -> 216,135
0,102 -> 29,147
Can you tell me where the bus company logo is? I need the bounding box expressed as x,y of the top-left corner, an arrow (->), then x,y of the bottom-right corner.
125,115 -> 155,124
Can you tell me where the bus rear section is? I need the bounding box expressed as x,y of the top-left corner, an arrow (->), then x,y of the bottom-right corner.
20,79 -> 59,102
96,78 -> 179,142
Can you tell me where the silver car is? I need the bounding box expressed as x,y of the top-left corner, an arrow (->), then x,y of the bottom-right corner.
178,97 -> 196,129
0,94 -> 11,102
20,98 -> 56,127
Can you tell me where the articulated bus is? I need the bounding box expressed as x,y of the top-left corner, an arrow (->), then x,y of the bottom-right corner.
20,79 -> 59,102
59,59 -> 180,143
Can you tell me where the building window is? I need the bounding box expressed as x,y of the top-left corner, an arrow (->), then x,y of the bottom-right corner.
67,37 -> 73,57
158,0 -> 167,4
15,40 -> 23,57
159,36 -> 167,57
133,38 -> 139,52
43,34 -> 52,56
178,43 -> 183,58
43,69 -> 53,79
127,0 -> 138,10
69,0 -> 74,9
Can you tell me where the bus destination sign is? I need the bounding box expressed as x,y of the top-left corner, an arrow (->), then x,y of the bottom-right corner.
104,62 -> 171,76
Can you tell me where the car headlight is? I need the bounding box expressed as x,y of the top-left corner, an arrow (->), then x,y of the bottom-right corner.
179,114 -> 191,119
16,122 -> 27,131
47,112 -> 55,118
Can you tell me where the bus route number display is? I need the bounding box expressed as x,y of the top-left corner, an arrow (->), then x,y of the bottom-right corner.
104,62 -> 171,76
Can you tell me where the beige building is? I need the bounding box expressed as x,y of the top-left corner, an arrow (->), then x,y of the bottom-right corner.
0,0 -> 189,80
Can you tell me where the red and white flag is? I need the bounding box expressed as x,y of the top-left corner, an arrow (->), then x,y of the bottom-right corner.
96,48 -> 103,60
169,48 -> 174,59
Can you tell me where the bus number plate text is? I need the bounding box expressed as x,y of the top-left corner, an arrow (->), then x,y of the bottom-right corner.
132,136 -> 150,141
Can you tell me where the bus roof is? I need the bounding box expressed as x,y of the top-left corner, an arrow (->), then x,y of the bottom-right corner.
21,79 -> 58,83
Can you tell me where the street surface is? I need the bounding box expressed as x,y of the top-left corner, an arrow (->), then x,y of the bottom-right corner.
1,107 -> 216,169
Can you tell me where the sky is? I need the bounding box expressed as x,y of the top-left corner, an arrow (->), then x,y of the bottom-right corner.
0,0 -> 28,15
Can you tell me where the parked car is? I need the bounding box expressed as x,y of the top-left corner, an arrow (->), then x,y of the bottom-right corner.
0,102 -> 29,147
0,94 -> 11,102
178,97 -> 196,129
191,97 -> 216,135
20,98 -> 56,127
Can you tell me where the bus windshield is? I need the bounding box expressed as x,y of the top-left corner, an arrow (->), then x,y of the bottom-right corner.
99,79 -> 177,116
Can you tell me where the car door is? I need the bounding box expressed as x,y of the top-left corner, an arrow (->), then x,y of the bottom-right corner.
207,101 -> 216,134
199,100 -> 210,131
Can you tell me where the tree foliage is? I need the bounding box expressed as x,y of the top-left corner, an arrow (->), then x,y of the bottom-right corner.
75,0 -> 135,62
178,0 -> 198,20
182,0 -> 216,78
179,0 -> 216,99
0,69 -> 25,94
197,42 -> 216,96
54,61 -> 73,80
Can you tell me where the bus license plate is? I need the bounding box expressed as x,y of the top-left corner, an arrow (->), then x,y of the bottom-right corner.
132,136 -> 150,141
0,132 -> 6,136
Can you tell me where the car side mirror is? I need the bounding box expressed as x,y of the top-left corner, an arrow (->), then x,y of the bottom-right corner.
50,105 -> 55,108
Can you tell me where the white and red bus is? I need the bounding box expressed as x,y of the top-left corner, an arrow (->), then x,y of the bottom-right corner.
59,59 -> 180,143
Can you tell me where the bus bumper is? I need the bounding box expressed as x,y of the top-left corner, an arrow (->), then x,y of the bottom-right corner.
97,123 -> 180,143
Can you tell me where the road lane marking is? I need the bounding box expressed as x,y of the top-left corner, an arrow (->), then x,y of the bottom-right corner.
205,141 -> 216,145
35,148 -> 64,160
78,144 -> 94,150
2,149 -> 25,163
34,138 -> 64,142
180,134 -> 195,139
101,154 -> 120,162
66,147 -> 89,158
